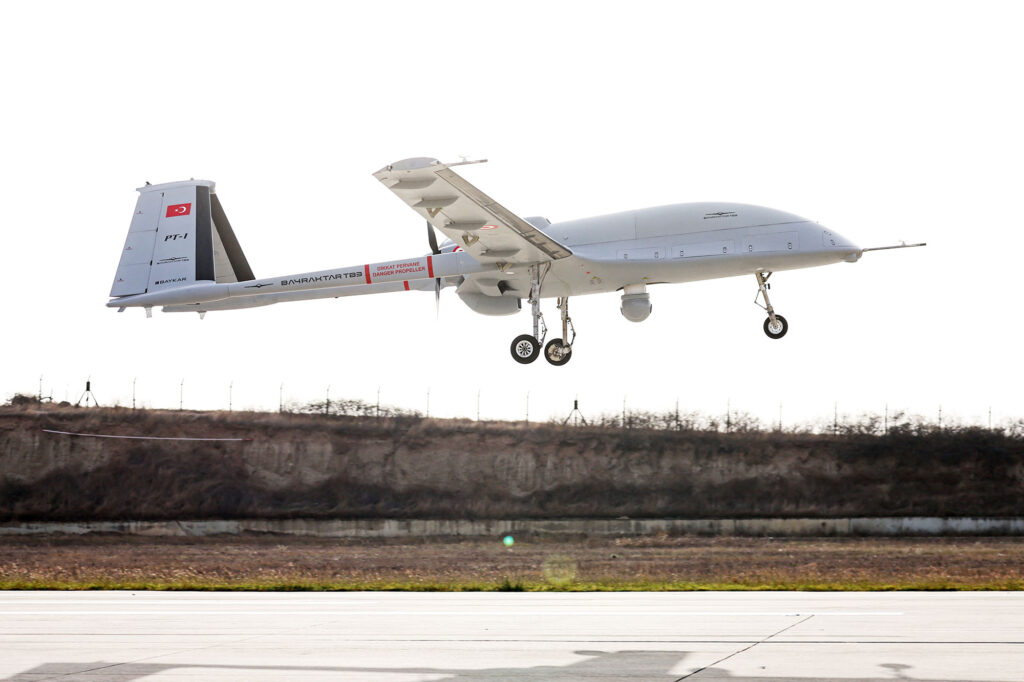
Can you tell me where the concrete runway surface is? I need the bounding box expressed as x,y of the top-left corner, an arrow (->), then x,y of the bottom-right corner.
1,592 -> 1022,681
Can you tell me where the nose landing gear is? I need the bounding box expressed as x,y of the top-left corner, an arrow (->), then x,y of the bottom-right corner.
755,271 -> 788,339
763,314 -> 788,339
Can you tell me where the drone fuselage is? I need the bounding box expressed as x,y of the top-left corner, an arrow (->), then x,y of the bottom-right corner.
111,201 -> 858,313
522,202 -> 859,299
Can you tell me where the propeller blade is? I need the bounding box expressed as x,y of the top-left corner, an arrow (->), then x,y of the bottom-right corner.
435,277 -> 441,318
426,221 -> 440,255
427,221 -> 442,317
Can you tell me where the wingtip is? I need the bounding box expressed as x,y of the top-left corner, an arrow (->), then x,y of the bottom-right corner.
375,157 -> 442,175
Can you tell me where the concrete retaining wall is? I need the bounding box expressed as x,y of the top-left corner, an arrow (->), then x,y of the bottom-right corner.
3,517 -> 1024,537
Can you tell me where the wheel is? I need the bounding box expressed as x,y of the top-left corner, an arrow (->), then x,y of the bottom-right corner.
544,338 -> 573,366
763,314 -> 788,339
510,334 -> 540,364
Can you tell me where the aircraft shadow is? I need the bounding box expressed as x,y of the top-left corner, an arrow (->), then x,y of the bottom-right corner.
0,651 -> 1007,681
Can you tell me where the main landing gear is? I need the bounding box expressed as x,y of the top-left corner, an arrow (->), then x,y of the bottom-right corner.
509,266 -> 575,366
510,334 -> 541,364
755,271 -> 788,339
544,297 -> 575,366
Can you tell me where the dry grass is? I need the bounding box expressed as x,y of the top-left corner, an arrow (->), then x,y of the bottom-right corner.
2,534 -> 1023,591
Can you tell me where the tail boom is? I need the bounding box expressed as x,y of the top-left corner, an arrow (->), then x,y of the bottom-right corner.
107,251 -> 486,310
161,279 -> 436,313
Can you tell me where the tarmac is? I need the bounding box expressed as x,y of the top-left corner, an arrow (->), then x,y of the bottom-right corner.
1,591 -> 1022,680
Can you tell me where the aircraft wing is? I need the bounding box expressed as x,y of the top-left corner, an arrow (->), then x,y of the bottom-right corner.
373,158 -> 572,266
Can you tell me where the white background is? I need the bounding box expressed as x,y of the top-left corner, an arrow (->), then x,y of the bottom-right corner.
1,1 -> 1020,427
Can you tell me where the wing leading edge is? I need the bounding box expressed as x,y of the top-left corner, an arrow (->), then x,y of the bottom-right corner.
373,158 -> 572,267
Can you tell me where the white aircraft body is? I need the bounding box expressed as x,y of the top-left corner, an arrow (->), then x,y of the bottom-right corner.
108,157 -> 923,365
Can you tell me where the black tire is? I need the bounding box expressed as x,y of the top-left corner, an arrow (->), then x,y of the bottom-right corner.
510,334 -> 540,364
763,314 -> 788,339
544,338 -> 573,366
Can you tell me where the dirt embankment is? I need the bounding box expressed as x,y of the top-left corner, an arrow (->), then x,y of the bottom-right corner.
1,406 -> 1023,521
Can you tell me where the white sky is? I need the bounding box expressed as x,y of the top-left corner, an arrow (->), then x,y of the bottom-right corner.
2,1 -> 1021,427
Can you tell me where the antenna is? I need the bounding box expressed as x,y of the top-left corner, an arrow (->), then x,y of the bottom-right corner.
861,242 -> 927,252
75,379 -> 99,408
562,398 -> 587,427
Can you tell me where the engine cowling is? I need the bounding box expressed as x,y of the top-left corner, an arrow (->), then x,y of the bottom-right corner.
458,292 -> 522,316
620,292 -> 652,322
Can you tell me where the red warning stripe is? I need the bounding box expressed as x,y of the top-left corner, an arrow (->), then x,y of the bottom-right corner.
427,255 -> 434,278
403,281 -> 410,291
364,264 -> 371,284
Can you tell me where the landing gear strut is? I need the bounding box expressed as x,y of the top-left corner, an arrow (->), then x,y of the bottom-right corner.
544,297 -> 575,366
755,271 -> 788,339
509,265 -> 548,364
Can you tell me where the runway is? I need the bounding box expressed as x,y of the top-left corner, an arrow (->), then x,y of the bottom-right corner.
1,592 -> 1022,680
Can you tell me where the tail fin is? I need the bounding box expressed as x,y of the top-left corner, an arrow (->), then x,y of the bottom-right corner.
110,180 -> 254,299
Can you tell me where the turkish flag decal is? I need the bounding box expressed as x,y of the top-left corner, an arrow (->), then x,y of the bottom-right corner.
166,203 -> 192,218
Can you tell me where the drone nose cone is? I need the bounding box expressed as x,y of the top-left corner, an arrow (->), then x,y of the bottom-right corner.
822,228 -> 861,262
